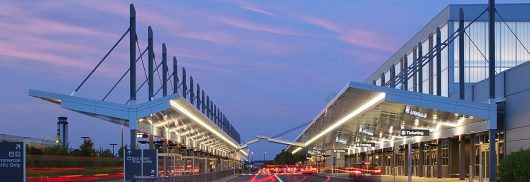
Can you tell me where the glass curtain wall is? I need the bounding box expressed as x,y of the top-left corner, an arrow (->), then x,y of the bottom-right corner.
453,21 -> 530,83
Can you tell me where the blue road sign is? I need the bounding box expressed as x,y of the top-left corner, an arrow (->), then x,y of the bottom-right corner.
0,142 -> 25,182
124,149 -> 158,181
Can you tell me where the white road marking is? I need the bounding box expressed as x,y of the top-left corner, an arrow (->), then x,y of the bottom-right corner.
273,173 -> 284,182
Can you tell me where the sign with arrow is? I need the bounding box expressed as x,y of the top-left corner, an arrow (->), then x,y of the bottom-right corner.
124,149 -> 158,180
0,142 -> 25,182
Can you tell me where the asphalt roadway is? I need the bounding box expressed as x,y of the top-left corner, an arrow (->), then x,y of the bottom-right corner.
228,173 -> 352,182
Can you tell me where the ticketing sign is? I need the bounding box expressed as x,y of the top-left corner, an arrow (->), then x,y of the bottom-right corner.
400,129 -> 430,136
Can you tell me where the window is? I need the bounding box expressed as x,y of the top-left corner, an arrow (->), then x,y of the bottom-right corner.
422,39 -> 430,94
441,140 -> 449,165
384,71 -> 390,87
453,21 -> 530,84
407,52 -> 414,91
395,62 -> 402,89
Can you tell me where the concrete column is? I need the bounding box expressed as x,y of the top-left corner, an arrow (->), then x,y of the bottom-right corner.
382,149 -> 386,173
419,143 -> 424,177
408,142 -> 412,182
404,144 -> 409,176
437,139 -> 442,178
459,135 -> 465,180
148,134 -> 154,149
130,129 -> 137,149
163,140 -> 168,176
470,134 -> 476,178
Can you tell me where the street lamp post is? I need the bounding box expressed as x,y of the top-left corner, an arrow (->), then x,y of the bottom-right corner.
263,152 -> 266,168
81,136 -> 90,142
110,143 -> 117,156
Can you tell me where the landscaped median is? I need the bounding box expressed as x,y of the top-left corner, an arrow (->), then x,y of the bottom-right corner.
26,155 -> 123,181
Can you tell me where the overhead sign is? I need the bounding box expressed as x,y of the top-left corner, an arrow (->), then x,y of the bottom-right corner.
333,149 -> 346,153
0,142 -> 25,182
358,126 -> 374,136
404,106 -> 427,118
355,142 -> 375,148
400,129 -> 430,136
125,149 -> 158,180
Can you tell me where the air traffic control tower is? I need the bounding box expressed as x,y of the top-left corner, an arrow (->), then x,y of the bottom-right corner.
56,116 -> 68,147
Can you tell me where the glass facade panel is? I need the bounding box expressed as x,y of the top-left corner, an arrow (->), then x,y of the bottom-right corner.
422,39 -> 430,94
407,52 -> 414,91
384,71 -> 390,87
395,62 -> 402,89
441,24 -> 449,96
454,21 -> 530,84
375,78 -> 381,86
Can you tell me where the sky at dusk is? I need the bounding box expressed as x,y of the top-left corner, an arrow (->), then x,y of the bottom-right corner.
0,0 -> 527,159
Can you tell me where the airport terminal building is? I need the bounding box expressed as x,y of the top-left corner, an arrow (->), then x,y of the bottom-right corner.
291,3 -> 530,181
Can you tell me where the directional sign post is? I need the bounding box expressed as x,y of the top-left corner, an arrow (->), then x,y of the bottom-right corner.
399,129 -> 428,182
0,142 -> 25,182
125,149 -> 158,181
400,129 -> 430,137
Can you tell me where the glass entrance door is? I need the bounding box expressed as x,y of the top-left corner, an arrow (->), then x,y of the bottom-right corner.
479,144 -> 489,181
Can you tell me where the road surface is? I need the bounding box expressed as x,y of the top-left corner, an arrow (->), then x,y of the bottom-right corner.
228,171 -> 351,182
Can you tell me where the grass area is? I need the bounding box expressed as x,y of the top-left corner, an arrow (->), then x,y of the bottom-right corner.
27,167 -> 123,177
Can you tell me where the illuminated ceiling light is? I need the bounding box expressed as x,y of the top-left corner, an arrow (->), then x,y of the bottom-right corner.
379,132 -> 383,138
292,147 -> 303,154
389,126 -> 393,134
414,118 -> 419,126
433,114 -> 438,120
304,93 -> 385,146
458,117 -> 465,123
170,100 -> 246,156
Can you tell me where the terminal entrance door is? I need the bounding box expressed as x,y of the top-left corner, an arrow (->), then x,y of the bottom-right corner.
479,144 -> 490,181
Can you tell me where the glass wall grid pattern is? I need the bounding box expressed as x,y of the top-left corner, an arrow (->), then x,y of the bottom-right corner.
453,21 -> 530,83
374,23 -> 449,97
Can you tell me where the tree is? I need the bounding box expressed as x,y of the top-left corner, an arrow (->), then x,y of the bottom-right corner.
79,139 -> 96,157
44,145 -> 70,155
117,145 -> 128,158
273,149 -> 306,165
26,145 -> 44,155
97,148 -> 114,157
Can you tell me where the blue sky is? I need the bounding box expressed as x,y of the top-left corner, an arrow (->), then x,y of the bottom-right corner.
0,0 -> 526,159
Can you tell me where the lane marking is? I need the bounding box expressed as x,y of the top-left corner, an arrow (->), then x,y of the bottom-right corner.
273,173 -> 284,182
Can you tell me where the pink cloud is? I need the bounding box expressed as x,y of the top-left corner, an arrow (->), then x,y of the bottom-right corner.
238,2 -> 275,16
299,14 -> 399,53
214,16 -> 300,36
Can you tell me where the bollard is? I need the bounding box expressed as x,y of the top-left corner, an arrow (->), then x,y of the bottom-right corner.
479,165 -> 482,182
469,165 -> 473,182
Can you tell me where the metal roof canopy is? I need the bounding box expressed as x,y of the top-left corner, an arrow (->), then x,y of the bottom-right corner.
292,82 -> 494,153
29,89 -> 246,158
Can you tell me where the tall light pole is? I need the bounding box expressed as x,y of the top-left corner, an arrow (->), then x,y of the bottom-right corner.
110,144 -> 117,156
81,136 -> 90,142
263,152 -> 266,168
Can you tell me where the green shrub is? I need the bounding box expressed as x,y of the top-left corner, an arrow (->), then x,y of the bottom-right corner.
497,149 -> 530,182
27,155 -> 122,168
